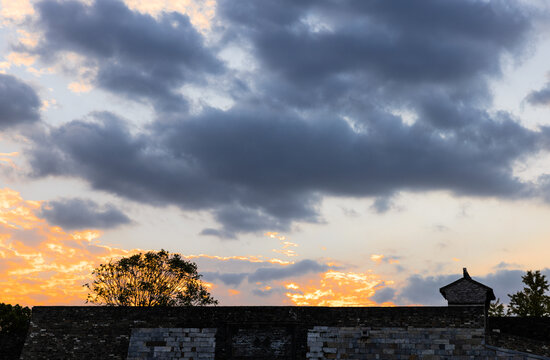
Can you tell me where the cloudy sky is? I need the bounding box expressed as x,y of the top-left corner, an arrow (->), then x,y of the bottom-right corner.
1,0 -> 550,307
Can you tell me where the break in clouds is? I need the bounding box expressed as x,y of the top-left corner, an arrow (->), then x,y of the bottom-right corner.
7,0 -> 550,238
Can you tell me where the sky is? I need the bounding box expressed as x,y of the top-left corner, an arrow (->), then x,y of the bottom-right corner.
1,0 -> 550,307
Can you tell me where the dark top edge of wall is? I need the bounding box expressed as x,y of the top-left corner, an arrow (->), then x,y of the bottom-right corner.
30,305 -> 483,309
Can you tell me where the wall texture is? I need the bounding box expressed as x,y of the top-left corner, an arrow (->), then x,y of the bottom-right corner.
487,317 -> 550,358
127,328 -> 217,360
19,306 -> 550,360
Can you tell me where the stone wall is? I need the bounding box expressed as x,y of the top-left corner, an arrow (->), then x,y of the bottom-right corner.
306,326 -> 491,359
127,328 -> 216,360
19,306 -> 550,360
306,326 -> 369,359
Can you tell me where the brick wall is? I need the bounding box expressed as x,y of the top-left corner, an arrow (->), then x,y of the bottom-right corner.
19,306 -> 549,359
127,328 -> 216,360
306,326 -> 492,359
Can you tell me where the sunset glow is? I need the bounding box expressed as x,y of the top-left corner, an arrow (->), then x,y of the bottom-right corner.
0,188 -> 136,305
1,0 -> 550,308
285,270 -> 393,307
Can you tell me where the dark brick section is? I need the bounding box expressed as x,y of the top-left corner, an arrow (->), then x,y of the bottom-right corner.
229,325 -> 295,359
20,306 -> 485,359
488,317 -> 550,357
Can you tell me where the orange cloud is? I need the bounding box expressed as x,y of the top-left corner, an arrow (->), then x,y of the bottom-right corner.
266,231 -> 300,258
273,248 -> 298,257
68,81 -> 93,93
0,0 -> 35,24
0,188 -> 397,307
370,254 -> 384,264
184,253 -> 293,265
371,254 -> 400,265
227,289 -> 240,296
284,270 -> 395,307
0,152 -> 18,169
123,0 -> 215,31
0,188 -> 139,306
265,232 -> 286,241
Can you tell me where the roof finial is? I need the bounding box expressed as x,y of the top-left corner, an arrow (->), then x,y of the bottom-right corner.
463,267 -> 471,279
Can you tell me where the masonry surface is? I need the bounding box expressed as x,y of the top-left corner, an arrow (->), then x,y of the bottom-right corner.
18,305 -> 549,360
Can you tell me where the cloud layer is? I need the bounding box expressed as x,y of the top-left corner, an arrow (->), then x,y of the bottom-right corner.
10,0 -> 550,237
27,0 -> 222,113
0,74 -> 40,129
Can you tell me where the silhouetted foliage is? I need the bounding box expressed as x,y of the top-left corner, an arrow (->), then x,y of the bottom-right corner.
0,303 -> 31,360
85,250 -> 217,306
488,298 -> 505,317
507,270 -> 550,317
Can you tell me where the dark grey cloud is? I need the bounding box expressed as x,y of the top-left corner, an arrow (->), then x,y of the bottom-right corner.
372,287 -> 396,304
202,272 -> 248,287
26,102 -> 548,235
25,0 -> 222,113
0,74 -> 40,129
252,286 -> 285,298
218,0 -> 530,111
202,259 -> 331,286
21,0 -> 550,236
526,84 -> 550,106
40,197 -> 131,229
203,206 -> 291,240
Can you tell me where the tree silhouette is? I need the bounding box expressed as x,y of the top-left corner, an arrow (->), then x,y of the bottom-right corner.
85,250 -> 217,306
488,298 -> 505,317
507,270 -> 550,317
0,303 -> 31,360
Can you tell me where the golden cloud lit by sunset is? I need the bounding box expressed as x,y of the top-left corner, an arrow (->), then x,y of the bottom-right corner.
0,188 -> 137,306
0,152 -> 18,169
0,0 -> 35,24
1,188 -> 397,308
284,270 -> 395,307
267,231 -> 299,257
122,0 -> 215,30
184,253 -> 293,266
